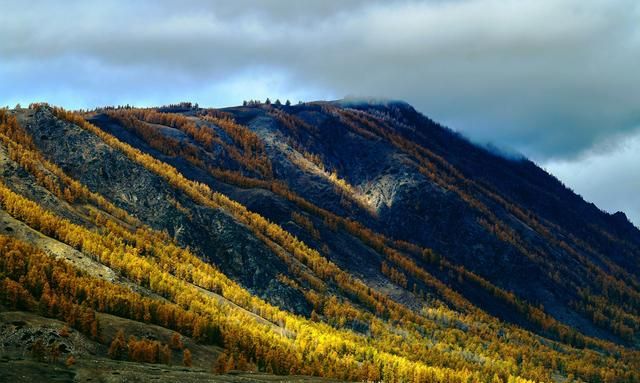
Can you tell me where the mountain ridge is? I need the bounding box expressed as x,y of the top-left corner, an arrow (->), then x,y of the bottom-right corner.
0,100 -> 638,382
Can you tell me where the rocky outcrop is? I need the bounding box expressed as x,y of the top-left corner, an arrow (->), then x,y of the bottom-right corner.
21,107 -> 309,315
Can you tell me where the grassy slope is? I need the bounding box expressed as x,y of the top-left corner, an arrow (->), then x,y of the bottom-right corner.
0,311 -> 341,383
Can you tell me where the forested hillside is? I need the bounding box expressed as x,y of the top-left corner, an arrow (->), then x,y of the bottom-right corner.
0,101 -> 638,382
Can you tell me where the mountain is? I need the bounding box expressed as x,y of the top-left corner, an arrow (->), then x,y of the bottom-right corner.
0,100 -> 638,382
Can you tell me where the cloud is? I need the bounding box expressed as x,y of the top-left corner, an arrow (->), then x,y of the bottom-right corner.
1,0 -> 639,160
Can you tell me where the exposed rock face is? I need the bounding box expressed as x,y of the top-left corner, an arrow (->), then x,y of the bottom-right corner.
229,102 -> 640,340
20,107 -> 310,315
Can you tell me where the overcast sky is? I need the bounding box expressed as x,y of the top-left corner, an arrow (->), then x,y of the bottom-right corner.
1,0 -> 639,225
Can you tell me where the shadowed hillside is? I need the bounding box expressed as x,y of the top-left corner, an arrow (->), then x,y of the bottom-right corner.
0,101 -> 638,383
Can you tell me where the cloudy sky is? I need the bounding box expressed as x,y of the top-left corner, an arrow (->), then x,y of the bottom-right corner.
2,0 -> 639,225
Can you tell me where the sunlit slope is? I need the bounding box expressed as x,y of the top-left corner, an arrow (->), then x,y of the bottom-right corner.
0,104 -> 638,382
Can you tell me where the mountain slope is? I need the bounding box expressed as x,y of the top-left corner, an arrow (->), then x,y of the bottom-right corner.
0,102 -> 638,383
